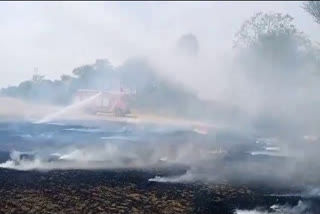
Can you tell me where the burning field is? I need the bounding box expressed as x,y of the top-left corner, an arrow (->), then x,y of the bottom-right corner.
0,117 -> 319,214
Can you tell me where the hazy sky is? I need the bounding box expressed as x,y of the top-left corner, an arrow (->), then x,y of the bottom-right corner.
0,1 -> 319,88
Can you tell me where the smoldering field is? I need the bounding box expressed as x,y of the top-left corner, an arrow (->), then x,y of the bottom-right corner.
1,86 -> 320,214
0,106 -> 320,213
0,118 -> 317,185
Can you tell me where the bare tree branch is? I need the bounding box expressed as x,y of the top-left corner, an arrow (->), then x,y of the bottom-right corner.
302,1 -> 320,24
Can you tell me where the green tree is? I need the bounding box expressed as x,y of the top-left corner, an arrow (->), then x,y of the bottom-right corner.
234,12 -> 307,49
176,33 -> 199,57
233,12 -> 320,130
234,12 -> 316,81
71,59 -> 115,91
32,74 -> 45,82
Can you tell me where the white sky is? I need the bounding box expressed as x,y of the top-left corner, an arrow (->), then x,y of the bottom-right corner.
0,1 -> 319,88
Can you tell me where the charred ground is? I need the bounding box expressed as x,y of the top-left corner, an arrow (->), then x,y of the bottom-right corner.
0,167 -> 317,214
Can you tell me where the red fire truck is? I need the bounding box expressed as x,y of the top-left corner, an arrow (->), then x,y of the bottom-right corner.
74,88 -> 135,117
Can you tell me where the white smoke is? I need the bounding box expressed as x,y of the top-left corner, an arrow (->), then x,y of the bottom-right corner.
0,127 -> 225,171
235,200 -> 311,214
149,170 -> 195,183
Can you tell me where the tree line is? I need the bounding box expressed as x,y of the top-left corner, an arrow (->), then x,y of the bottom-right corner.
1,2 -> 320,122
